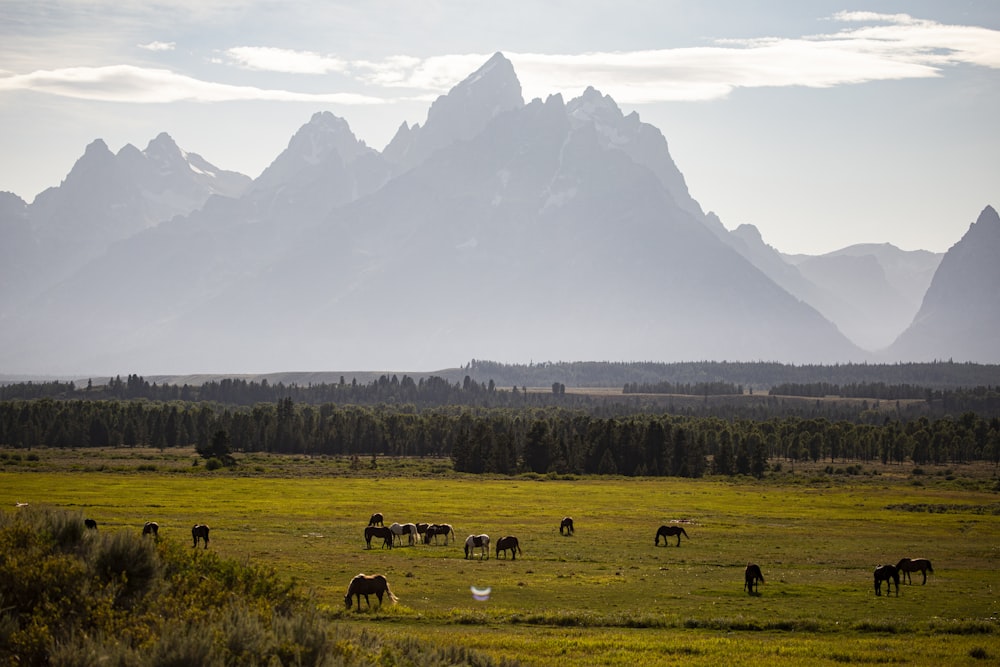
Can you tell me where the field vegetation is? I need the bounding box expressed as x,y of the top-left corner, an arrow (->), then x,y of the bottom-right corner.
1,449 -> 997,665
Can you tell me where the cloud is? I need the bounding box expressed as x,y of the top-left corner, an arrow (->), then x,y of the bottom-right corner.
0,65 -> 384,104
350,13 -> 1000,103
138,41 -> 175,52
2,13 -> 996,108
224,46 -> 348,74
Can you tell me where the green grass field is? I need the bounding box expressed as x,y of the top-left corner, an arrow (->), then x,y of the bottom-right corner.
2,449 -> 997,665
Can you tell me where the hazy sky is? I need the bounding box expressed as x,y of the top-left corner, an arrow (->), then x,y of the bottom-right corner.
1,1 -> 998,255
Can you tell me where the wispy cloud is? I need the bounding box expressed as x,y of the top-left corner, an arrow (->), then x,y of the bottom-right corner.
0,65 -> 384,104
138,41 -> 175,52
1,13 -> 996,107
224,46 -> 347,74
379,13 -> 1000,103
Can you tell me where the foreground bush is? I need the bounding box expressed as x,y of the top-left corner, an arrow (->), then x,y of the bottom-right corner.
0,507 -> 519,666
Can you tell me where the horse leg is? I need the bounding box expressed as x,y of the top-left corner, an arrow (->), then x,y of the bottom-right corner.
920,569 -> 927,585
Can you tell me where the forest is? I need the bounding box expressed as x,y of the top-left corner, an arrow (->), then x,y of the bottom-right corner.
2,394 -> 998,477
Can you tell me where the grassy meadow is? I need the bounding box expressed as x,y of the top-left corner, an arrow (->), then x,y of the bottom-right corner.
1,448 -> 998,666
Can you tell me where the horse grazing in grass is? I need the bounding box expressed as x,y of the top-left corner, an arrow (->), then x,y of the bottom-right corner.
896,558 -> 933,585
655,525 -> 688,547
344,573 -> 398,610
192,524 -> 210,549
874,564 -> 900,596
425,523 -> 455,545
365,526 -> 394,549
560,517 -> 574,535
84,518 -> 98,530
744,563 -> 764,594
368,513 -> 384,527
416,522 -> 429,543
465,534 -> 490,560
142,521 -> 159,538
495,535 -> 522,560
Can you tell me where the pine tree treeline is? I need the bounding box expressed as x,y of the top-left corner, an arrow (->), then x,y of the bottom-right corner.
2,399 -> 998,475
4,372 -> 1000,417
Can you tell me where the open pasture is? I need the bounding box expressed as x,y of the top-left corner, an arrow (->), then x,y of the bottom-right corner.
1,450 -> 997,665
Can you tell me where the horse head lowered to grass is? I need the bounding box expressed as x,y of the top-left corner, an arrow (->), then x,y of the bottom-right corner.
874,564 -> 900,596
344,573 -> 397,610
896,557 -> 933,585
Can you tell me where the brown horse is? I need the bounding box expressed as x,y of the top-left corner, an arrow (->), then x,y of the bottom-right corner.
744,563 -> 764,594
874,564 -> 900,596
368,513 -> 384,527
895,558 -> 933,585
344,573 -> 398,610
655,525 -> 688,546
560,517 -> 574,535
142,521 -> 159,538
495,535 -> 522,560
365,525 -> 393,549
84,518 -> 98,530
192,524 -> 210,549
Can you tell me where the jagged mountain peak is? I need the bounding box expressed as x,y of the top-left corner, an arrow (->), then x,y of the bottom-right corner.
384,52 -> 524,169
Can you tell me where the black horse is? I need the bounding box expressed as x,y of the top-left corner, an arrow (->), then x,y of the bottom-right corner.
192,524 -> 210,549
84,518 -> 98,530
142,521 -> 159,538
368,513 -> 384,527
344,573 -> 398,610
744,563 -> 764,594
895,557 -> 933,585
874,564 -> 900,596
495,535 -> 522,560
655,525 -> 688,547
560,517 -> 574,535
365,525 -> 394,549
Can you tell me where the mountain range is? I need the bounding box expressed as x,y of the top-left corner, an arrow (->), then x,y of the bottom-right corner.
1,52 -> 996,376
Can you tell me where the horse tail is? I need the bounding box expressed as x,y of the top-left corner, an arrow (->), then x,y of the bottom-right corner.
517,541 -> 523,555
926,561 -> 934,573
385,580 -> 398,603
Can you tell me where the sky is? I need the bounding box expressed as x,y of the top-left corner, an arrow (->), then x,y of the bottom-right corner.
1,0 -> 998,255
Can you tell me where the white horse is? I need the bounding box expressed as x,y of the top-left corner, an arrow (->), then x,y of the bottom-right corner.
464,534 -> 490,560
388,522 -> 418,546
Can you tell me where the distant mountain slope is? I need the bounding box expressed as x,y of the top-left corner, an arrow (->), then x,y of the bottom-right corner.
0,135 -> 250,317
0,54 -> 868,374
886,205 -> 1000,362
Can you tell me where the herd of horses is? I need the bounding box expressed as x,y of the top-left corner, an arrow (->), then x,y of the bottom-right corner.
81,511 -> 934,611
352,512 -> 935,606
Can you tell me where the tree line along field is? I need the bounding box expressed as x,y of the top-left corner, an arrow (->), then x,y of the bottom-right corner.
1,450 -> 997,666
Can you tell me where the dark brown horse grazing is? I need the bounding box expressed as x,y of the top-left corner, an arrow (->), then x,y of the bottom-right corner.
365,526 -> 394,549
874,564 -> 900,596
84,518 -> 98,530
192,524 -> 210,549
560,517 -> 574,535
655,525 -> 688,547
495,535 -> 522,560
895,558 -> 933,585
744,563 -> 764,594
344,573 -> 398,610
368,513 -> 384,527
142,521 -> 159,538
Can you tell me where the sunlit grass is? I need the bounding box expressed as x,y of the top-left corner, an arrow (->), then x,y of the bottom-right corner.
1,449 -> 997,665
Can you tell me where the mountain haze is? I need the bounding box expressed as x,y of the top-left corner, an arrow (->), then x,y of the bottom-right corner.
0,53 -> 990,375
887,205 -> 1000,362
